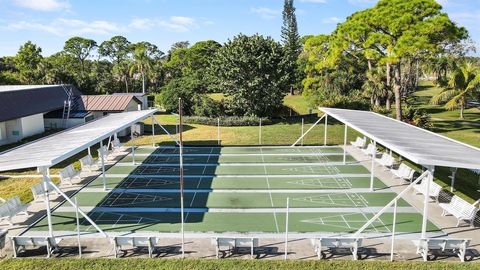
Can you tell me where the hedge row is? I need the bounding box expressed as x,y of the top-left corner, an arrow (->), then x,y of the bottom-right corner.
183,116 -> 272,126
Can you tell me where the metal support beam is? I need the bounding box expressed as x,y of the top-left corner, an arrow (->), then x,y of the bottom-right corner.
100,141 -> 106,191
151,115 -> 155,147
421,166 -> 435,239
45,172 -> 107,237
41,168 -> 53,237
354,170 -> 430,236
343,124 -> 348,164
370,141 -> 376,191
217,118 -> 221,145
87,147 -> 91,156
301,118 -> 304,146
390,200 -> 398,261
284,197 -> 289,260
131,126 -> 135,165
449,168 -> 457,192
152,116 -> 180,146
259,119 -> 262,145
291,114 -> 325,147
323,114 -> 328,146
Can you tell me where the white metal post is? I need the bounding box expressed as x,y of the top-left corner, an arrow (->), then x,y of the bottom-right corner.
179,98 -> 185,259
343,124 -> 348,164
217,118 -> 220,145
87,147 -> 91,156
301,118 -> 304,146
324,114 -> 328,146
42,168 -> 53,237
75,197 -> 82,258
100,141 -> 106,191
284,197 -> 289,260
370,141 -> 376,191
259,119 -> 262,145
450,168 -> 457,192
131,126 -> 135,165
151,115 -> 155,147
421,166 -> 435,239
390,199 -> 398,261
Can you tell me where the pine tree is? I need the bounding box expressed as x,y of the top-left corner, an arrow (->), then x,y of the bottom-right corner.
281,0 -> 301,94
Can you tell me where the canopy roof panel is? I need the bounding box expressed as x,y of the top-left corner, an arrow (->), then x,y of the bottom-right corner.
0,109 -> 158,172
320,107 -> 480,170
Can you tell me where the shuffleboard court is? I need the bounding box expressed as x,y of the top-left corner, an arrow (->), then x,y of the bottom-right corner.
88,176 -> 387,190
106,164 -> 370,176
25,145 -> 442,237
69,191 -> 409,209
120,153 -> 357,164
30,211 -> 440,234
133,146 -> 346,155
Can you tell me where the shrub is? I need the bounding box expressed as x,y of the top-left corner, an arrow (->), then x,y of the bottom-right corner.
193,95 -> 225,117
183,116 -> 271,126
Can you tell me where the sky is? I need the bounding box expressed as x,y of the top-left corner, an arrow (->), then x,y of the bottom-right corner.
0,0 -> 479,57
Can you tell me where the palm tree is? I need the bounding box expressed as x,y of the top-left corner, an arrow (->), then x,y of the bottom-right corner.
430,63 -> 480,119
363,68 -> 387,107
129,43 -> 153,94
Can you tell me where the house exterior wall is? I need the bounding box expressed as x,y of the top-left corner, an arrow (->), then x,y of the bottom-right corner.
0,113 -> 44,146
20,113 -> 45,138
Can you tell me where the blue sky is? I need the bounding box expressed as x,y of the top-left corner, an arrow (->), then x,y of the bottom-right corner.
0,0 -> 479,56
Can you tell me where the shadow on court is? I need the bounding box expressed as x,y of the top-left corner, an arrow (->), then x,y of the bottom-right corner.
82,146 -> 219,231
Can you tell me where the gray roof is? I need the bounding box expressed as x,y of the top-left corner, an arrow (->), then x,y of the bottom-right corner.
0,109 -> 158,172
0,85 -> 81,122
320,107 -> 480,170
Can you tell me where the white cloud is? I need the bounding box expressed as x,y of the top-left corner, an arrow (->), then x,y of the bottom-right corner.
347,0 -> 377,5
300,0 -> 327,3
129,16 -> 197,33
250,7 -> 280,19
322,16 -> 343,24
170,16 -> 195,26
5,18 -> 121,36
13,0 -> 70,11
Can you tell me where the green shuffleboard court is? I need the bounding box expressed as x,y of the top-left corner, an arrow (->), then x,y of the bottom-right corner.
27,146 -> 441,236
87,176 -> 387,190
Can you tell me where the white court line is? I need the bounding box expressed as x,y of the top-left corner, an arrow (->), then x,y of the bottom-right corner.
185,163 -> 207,221
261,148 -> 279,233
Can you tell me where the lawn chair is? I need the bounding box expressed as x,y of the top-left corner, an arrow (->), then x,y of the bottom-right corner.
413,179 -> 442,202
5,196 -> 29,217
375,153 -> 395,168
361,144 -> 378,157
212,237 -> 259,259
413,238 -> 470,262
98,145 -> 113,161
59,164 -> 81,186
31,182 -> 57,203
112,138 -> 124,153
439,196 -> 478,227
392,163 -> 415,182
350,137 -> 366,149
11,236 -> 62,258
80,155 -> 100,172
310,237 -> 363,260
112,236 -> 158,258
0,204 -> 13,226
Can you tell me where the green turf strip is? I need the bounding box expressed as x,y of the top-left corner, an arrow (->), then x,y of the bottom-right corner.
133,146 -> 345,155
73,191 -> 408,208
88,176 -> 387,190
31,211 -> 439,234
120,154 -> 356,164
105,164 -> 369,176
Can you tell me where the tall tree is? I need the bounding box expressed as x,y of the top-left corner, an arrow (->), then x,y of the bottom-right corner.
14,41 -> 43,84
63,37 -> 97,74
430,63 -> 480,119
281,0 -> 301,94
211,34 -> 288,117
129,42 -> 163,93
99,36 -> 132,92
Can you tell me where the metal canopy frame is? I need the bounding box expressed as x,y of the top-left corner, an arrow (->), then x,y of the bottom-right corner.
319,107 -> 480,170
0,109 -> 159,172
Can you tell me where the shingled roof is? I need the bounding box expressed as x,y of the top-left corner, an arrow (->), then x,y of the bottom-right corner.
0,85 -> 81,122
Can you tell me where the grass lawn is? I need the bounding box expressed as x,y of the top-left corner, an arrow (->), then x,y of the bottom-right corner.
0,258 -> 477,270
283,93 -> 317,115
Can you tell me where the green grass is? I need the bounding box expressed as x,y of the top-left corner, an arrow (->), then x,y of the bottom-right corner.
1,258 -> 478,270
283,94 -> 317,115
206,93 -> 226,101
